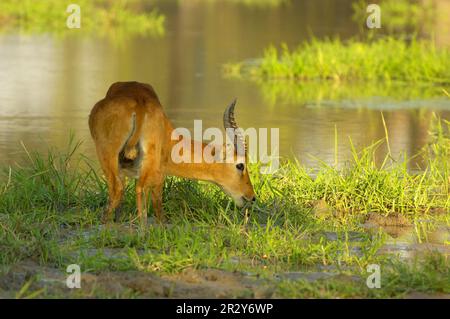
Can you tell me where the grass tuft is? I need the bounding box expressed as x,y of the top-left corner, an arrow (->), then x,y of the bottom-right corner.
224,37 -> 450,84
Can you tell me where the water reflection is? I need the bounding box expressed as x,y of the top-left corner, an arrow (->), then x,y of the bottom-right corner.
0,0 -> 449,168
364,219 -> 450,261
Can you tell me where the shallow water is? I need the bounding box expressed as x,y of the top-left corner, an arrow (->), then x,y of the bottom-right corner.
0,0 -> 449,168
363,221 -> 450,261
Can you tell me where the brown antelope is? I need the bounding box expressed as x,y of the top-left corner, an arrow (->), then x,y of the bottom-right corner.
89,81 -> 255,224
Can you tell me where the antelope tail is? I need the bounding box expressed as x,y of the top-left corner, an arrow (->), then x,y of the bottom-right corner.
123,109 -> 145,160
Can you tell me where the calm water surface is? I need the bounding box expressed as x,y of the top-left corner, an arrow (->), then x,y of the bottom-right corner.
0,0 -> 449,168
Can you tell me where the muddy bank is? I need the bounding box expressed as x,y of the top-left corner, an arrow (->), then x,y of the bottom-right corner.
1,260 -> 448,299
0,260 -> 364,299
0,260 -> 273,298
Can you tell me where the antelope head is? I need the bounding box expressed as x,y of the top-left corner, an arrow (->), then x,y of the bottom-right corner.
218,99 -> 256,207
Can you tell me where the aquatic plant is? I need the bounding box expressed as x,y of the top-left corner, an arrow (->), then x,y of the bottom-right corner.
224,37 -> 450,84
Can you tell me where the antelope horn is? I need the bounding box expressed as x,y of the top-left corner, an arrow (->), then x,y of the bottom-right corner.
223,98 -> 246,154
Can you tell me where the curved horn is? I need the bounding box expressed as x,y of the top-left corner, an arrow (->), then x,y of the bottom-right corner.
223,98 -> 246,154
223,98 -> 237,130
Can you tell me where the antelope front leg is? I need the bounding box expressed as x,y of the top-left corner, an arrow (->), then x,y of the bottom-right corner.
136,184 -> 148,226
136,182 -> 164,225
150,183 -> 165,223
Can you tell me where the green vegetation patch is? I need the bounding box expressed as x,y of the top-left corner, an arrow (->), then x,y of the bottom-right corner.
224,37 -> 450,84
0,0 -> 165,37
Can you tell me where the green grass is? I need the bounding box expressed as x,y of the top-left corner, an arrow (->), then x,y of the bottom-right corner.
224,37 -> 450,84
0,0 -> 165,37
0,117 -> 448,298
224,36 -> 450,104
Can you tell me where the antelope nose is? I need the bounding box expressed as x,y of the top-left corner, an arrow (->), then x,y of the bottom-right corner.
251,196 -> 256,202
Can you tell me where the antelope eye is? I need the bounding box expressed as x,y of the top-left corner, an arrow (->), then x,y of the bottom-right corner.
236,163 -> 245,171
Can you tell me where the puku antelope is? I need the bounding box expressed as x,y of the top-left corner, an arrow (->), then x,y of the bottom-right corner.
89,81 -> 256,224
